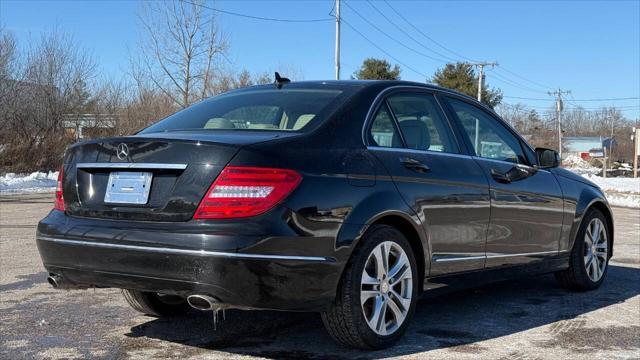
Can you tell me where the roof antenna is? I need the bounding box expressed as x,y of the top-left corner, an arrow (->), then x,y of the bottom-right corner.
274,72 -> 290,89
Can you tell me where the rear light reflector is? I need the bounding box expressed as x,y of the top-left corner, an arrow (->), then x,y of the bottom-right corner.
194,166 -> 302,219
54,166 -> 65,211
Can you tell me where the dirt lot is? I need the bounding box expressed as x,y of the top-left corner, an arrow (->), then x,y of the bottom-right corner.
1,193 -> 639,359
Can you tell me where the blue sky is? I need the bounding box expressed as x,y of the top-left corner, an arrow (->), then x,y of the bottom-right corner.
2,0 -> 639,118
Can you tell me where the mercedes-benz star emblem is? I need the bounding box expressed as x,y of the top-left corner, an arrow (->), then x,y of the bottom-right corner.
116,143 -> 129,160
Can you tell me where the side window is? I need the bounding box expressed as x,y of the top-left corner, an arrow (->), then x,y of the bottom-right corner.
369,104 -> 402,148
446,97 -> 527,164
386,93 -> 458,153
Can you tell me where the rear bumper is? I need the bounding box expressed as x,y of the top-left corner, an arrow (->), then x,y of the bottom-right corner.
36,209 -> 345,312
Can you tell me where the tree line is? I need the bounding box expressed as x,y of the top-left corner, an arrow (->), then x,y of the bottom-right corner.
1,0 -> 636,173
0,0 -> 275,173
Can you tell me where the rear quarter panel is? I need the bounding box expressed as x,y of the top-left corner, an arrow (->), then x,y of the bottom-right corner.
227,83 -> 427,272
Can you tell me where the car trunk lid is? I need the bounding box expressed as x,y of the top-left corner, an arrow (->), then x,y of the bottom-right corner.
61,133 -> 293,221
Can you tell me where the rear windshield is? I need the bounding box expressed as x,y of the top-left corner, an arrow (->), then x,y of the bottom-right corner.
140,88 -> 347,133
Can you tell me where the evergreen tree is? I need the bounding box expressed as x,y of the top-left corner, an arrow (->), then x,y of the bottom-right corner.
354,58 -> 401,80
432,62 -> 502,108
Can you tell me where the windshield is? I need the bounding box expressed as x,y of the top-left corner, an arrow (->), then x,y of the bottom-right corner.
140,88 -> 347,133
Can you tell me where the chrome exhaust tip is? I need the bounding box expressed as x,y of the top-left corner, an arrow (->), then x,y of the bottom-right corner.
47,274 -> 62,289
187,295 -> 220,311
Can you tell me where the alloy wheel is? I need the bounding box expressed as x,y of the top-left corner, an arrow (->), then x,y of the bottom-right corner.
584,218 -> 608,282
360,241 -> 413,336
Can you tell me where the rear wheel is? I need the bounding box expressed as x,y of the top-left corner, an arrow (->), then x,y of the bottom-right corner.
121,289 -> 190,317
555,208 -> 610,291
321,224 -> 418,349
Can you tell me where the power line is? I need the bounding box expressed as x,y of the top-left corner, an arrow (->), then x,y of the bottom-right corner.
381,0 -> 478,63
494,66 -> 554,91
504,95 -> 640,102
368,0 -> 565,100
180,0 -> 333,23
488,70 -> 549,94
502,103 -> 640,111
342,1 -> 449,64
378,0 -> 561,93
366,0 -> 459,63
341,18 -> 429,78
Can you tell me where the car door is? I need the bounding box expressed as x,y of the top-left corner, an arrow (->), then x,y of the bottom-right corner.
442,96 -> 564,267
366,89 -> 491,276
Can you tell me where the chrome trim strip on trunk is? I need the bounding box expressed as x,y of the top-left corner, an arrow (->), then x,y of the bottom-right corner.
76,163 -> 188,170
36,236 -> 334,263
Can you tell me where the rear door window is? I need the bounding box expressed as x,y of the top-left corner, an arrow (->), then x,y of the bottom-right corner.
386,93 -> 459,154
369,104 -> 401,148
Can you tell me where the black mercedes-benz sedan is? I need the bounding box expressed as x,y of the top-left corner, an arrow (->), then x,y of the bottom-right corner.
36,79 -> 614,349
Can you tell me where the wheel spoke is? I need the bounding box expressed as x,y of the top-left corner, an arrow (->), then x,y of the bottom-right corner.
361,290 -> 379,306
367,295 -> 384,332
585,231 -> 593,247
373,297 -> 388,335
386,294 -> 406,326
362,271 -> 380,286
381,243 -> 390,276
372,245 -> 386,280
592,221 -> 601,243
388,253 -> 409,283
584,251 -> 593,267
390,288 -> 411,312
389,265 -> 411,286
591,255 -> 599,279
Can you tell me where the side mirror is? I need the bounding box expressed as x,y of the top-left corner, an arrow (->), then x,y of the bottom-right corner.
535,147 -> 560,168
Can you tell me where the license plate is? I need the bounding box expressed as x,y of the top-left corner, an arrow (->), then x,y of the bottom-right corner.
104,172 -> 152,204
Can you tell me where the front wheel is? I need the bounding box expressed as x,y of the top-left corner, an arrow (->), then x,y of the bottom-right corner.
322,224 -> 418,349
555,208 -> 610,291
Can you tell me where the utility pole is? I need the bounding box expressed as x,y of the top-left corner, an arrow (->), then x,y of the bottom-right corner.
548,88 -> 571,161
471,62 -> 498,102
334,0 -> 340,80
470,62 -> 497,150
633,127 -> 639,178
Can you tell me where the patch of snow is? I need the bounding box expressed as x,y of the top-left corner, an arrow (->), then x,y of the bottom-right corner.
563,155 -> 600,176
565,173 -> 640,208
603,193 -> 640,209
0,171 -> 58,194
580,174 -> 640,194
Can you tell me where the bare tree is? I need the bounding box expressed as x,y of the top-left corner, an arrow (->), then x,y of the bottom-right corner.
211,69 -> 272,95
134,0 -> 229,108
0,29 -> 97,172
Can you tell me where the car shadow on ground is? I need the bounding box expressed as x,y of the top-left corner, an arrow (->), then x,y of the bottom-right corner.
125,264 -> 640,359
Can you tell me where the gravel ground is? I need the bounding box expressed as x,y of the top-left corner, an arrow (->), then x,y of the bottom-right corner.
1,193 -> 639,360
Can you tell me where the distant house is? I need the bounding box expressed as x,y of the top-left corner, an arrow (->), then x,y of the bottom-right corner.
63,114 -> 116,139
563,136 -> 616,159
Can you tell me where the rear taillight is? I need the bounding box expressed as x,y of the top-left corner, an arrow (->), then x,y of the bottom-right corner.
54,166 -> 65,211
194,166 -> 302,219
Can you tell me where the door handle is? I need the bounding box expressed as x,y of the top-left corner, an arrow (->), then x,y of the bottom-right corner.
490,168 -> 511,183
491,165 -> 535,183
399,157 -> 430,173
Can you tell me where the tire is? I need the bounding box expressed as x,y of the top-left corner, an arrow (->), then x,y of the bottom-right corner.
121,289 -> 190,317
321,224 -> 419,349
555,208 -> 610,291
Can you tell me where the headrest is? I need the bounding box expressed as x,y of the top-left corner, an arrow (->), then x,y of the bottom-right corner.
293,114 -> 315,130
392,119 -> 430,150
204,118 -> 235,129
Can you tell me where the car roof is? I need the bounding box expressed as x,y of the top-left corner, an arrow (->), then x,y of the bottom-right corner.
227,79 -> 481,104
228,79 -> 441,92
